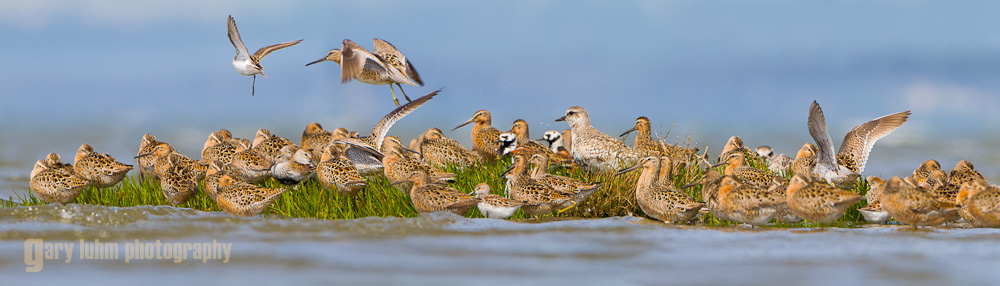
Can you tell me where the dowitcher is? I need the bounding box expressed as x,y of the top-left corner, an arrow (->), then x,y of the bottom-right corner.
555,106 -> 640,171
948,160 -> 985,188
331,90 -> 440,174
137,133 -> 163,179
765,179 -> 803,224
252,129 -> 295,163
154,152 -> 199,206
785,174 -> 863,223
880,176 -> 960,227
215,174 -> 286,217
908,159 -> 941,187
316,144 -> 367,197
858,176 -> 891,224
73,144 -> 133,189
271,145 -> 316,186
790,143 -> 818,176
453,110 -> 503,161
509,119 -> 551,155
712,152 -> 775,188
135,142 -> 208,182
620,116 -> 665,157
203,161 -> 228,202
382,139 -> 455,192
392,170 -> 479,215
682,169 -> 723,212
503,152 -> 573,217
471,183 -> 529,219
807,101 -> 910,187
201,131 -> 238,166
713,175 -> 787,226
957,179 -> 1000,227
496,132 -> 518,157
306,39 -> 422,107
227,15 -> 301,96
756,145 -> 793,175
414,128 -> 477,169
617,156 -> 704,223
30,156 -> 90,204
718,136 -> 758,164
229,140 -> 273,184
301,122 -> 332,163
924,170 -> 960,206
530,153 -> 601,206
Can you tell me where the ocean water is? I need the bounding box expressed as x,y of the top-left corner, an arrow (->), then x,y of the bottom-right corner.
2,205 -> 1000,285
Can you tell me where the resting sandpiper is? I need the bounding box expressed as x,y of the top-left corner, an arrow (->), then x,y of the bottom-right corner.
414,128 -> 477,169
556,106 -> 640,171
30,156 -> 90,204
957,179 -> 1000,227
880,176 -> 960,227
453,110 -> 503,161
712,152 -> 775,188
714,175 -> 786,226
807,101 -> 910,187
529,153 -> 601,206
301,122 -> 332,163
785,174 -> 863,223
617,156 -> 704,223
227,15 -> 301,96
74,144 -> 133,189
948,160 -> 985,188
392,170 -> 479,215
306,39 -> 422,107
153,152 -> 199,206
229,140 -> 273,184
215,174 -> 286,217
503,152 -> 572,217
317,144 -> 367,197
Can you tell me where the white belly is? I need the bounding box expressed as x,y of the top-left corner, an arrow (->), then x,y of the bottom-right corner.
232,59 -> 260,76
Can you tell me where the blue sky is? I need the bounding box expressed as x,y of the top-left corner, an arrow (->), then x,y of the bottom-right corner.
1,1 -> 999,181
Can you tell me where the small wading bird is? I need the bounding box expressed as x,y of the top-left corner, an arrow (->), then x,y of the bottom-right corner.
306,39 -> 423,107
227,15 -> 302,96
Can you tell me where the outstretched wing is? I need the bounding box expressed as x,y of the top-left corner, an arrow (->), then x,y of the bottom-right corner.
370,90 -> 441,150
341,39 -> 387,84
227,15 -> 249,60
837,110 -> 910,172
252,39 -> 302,62
807,101 -> 838,171
372,38 -> 423,86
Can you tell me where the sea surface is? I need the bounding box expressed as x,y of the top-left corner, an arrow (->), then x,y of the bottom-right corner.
2,205 -> 1000,285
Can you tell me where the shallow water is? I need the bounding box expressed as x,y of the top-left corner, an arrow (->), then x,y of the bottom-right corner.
1,204 -> 998,285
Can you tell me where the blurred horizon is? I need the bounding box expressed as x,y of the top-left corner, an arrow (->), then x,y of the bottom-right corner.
2,0 -> 1000,197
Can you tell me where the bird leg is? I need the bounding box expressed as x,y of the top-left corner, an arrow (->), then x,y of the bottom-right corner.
556,201 -> 579,214
396,83 -> 413,102
389,85 -> 401,107
252,75 -> 256,97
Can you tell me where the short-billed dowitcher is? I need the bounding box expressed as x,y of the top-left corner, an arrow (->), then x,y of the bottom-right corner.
785,174 -> 863,223
713,175 -> 787,226
555,106 -> 640,171
30,156 -> 90,204
382,139 -> 455,192
948,160 -> 985,188
880,176 -> 960,227
74,144 -> 133,189
215,174 -> 286,217
790,143 -> 818,176
414,128 -> 477,169
529,153 -> 601,206
391,170 -> 479,215
270,145 -> 316,186
617,156 -> 704,223
252,129 -> 295,163
712,152 -> 775,188
154,153 -> 199,206
135,142 -> 208,182
503,152 -> 572,217
227,15 -> 301,96
620,116 -> 665,157
306,39 -> 422,107
201,131 -> 238,166
682,169 -> 723,212
229,140 -> 273,184
908,159 -> 941,187
471,183 -> 529,219
316,144 -> 367,197
301,122 -> 332,163
807,101 -> 910,187
453,110 -> 503,161
957,179 -> 1000,227
203,161 -> 228,202
137,134 -> 163,179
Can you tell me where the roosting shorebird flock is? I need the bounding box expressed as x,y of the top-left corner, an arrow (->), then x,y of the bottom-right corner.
25,16 -> 1000,228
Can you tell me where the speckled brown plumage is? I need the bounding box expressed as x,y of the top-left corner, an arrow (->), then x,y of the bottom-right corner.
215,174 -> 285,217
617,156 -> 703,223
785,174 -> 863,223
316,144 -> 367,197
881,176 -> 960,227
74,143 -> 133,189
453,109 -> 502,162
30,158 -> 90,204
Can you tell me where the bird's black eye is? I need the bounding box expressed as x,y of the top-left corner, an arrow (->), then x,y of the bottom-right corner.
567,111 -> 576,115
